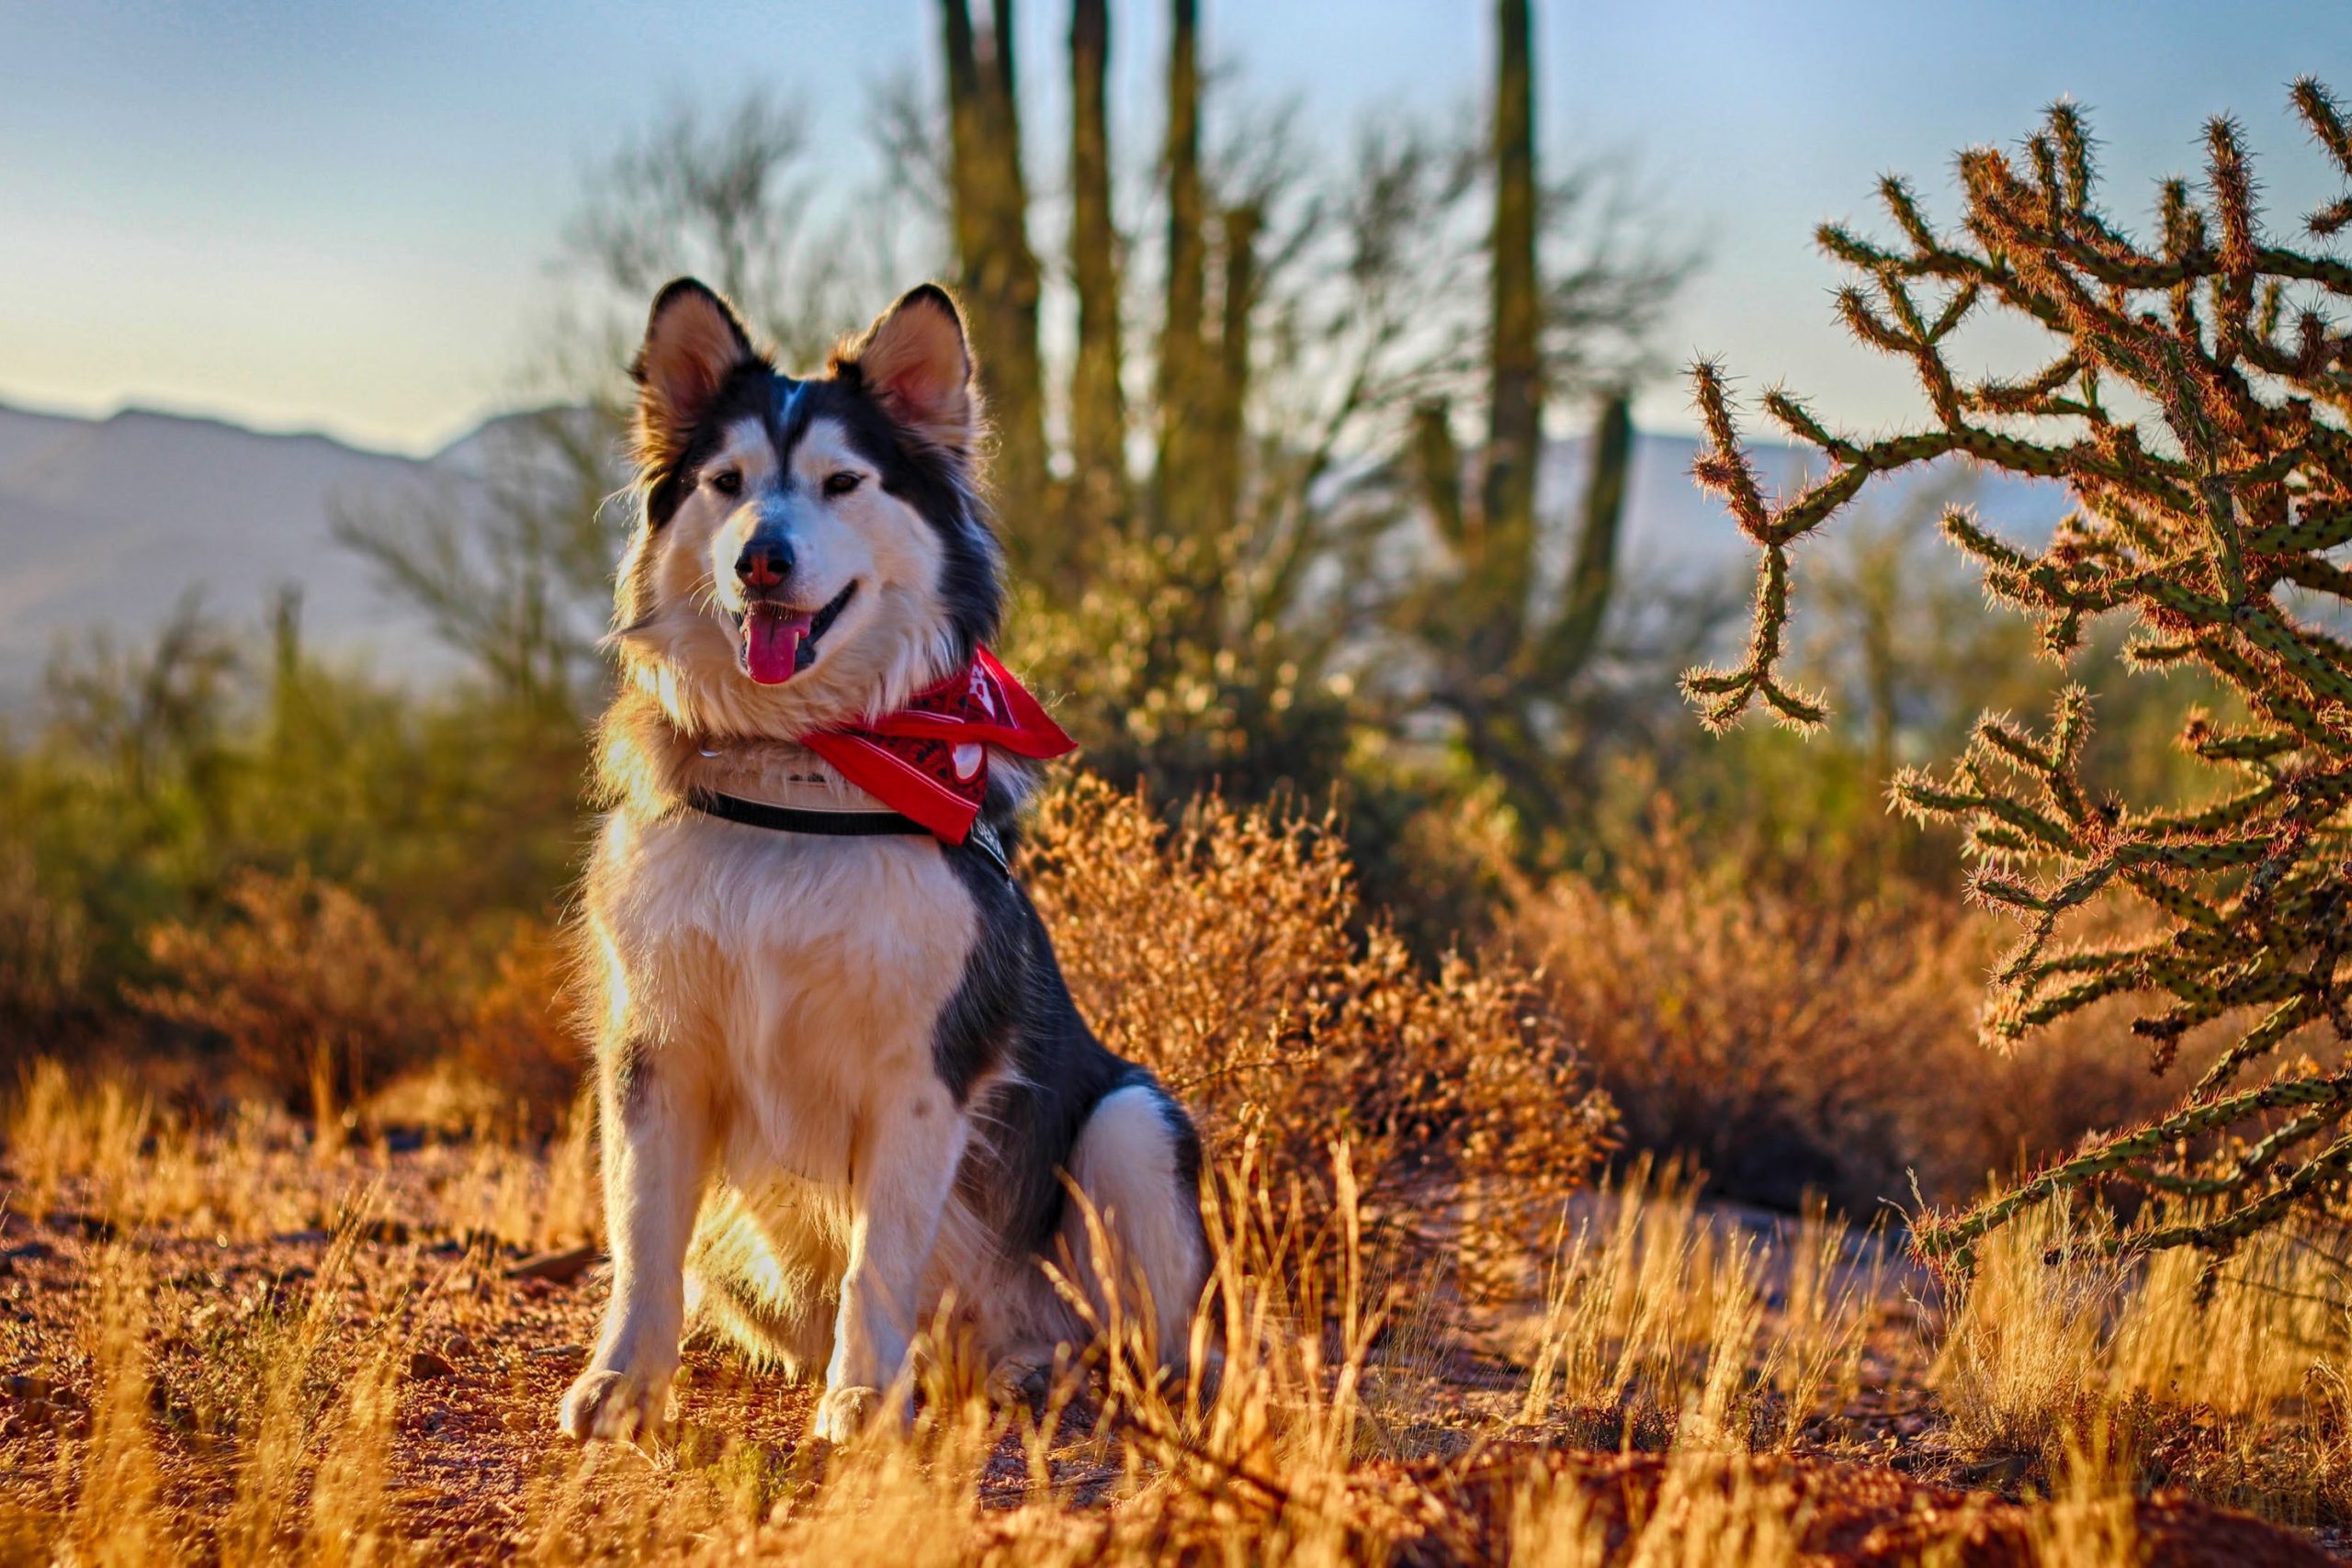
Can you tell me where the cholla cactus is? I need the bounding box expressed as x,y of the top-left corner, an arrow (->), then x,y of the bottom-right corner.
1686,80 -> 2352,1269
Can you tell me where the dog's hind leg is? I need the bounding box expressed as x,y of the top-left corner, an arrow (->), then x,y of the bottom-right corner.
560,1037 -> 715,1442
1064,1079 -> 1210,1381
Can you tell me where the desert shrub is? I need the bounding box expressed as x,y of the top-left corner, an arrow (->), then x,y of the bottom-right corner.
1504,815 -> 2186,1213
1022,774 -> 1614,1250
0,593 -> 589,1041
448,916 -> 586,1123
0,839 -> 88,1044
1687,81 -> 2352,1263
136,869 -> 452,1130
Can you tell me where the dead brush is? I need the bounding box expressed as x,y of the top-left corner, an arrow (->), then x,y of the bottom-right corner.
1504,810 -> 2194,1214
448,915 -> 584,1127
137,868 -> 453,1144
55,1247 -> 171,1568
1024,775 -> 1613,1269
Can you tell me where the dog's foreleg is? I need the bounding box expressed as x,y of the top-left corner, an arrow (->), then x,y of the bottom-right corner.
813,1085 -> 968,1442
560,1040 -> 714,1442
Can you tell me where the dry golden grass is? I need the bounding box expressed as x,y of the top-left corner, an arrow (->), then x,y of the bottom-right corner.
2,1070 -> 2344,1564
1932,1195 -> 2352,1524
1518,1161 -> 1882,1458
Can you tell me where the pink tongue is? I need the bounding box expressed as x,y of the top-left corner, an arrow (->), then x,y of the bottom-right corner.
743,609 -> 812,684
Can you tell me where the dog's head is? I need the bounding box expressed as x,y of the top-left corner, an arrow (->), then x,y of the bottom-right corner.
609,279 -> 1001,738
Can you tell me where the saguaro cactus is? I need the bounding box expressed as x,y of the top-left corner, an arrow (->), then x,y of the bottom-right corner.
1151,0 -> 1212,547
1686,82 -> 2352,1268
1408,0 -> 1636,830
1066,0 -> 1127,540
940,0 -> 1050,572
1414,390 -> 1634,827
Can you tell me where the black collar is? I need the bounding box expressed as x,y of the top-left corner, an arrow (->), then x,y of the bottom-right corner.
683,788 -> 1010,876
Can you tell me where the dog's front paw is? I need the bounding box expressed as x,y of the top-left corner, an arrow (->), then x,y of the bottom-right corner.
559,1363 -> 673,1443
810,1383 -> 889,1444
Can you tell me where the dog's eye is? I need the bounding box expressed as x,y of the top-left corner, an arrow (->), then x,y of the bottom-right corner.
823,471 -> 863,498
708,469 -> 742,497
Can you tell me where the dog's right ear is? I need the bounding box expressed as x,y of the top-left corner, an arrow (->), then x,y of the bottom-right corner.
630,279 -> 757,468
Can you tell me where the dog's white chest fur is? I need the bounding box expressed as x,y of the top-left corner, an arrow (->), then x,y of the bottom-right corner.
591,811 -> 977,1187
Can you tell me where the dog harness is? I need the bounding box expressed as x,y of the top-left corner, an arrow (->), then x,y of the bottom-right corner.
684,647 -> 1075,875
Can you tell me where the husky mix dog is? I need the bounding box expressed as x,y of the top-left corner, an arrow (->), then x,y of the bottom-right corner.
559,279 -> 1208,1444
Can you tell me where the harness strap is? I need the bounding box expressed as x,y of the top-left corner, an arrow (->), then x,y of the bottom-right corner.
683,788 -> 1011,877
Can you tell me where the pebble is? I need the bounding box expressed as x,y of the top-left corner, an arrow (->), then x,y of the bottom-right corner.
507,1245 -> 602,1285
529,1344 -> 588,1371
409,1349 -> 457,1381
444,1333 -> 478,1360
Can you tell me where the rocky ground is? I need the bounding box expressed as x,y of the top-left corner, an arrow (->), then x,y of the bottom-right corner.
0,1139 -> 2344,1565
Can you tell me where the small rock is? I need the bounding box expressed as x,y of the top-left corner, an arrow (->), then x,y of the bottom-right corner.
528,1344 -> 588,1371
408,1350 -> 456,1381
2,1375 -> 49,1404
1955,1451 -> 2033,1490
444,1333 -> 477,1360
507,1245 -> 602,1285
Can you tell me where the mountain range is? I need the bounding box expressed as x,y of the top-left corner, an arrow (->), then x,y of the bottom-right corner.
0,398 -> 2071,709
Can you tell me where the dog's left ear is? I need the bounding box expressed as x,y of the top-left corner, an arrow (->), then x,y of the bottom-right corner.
838,285 -> 978,458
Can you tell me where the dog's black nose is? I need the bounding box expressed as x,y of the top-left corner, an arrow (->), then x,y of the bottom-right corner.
736,537 -> 793,590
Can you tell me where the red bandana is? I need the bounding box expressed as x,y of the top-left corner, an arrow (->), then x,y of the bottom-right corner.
800,649 -> 1076,842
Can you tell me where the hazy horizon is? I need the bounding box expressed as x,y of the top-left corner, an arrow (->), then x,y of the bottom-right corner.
4,0 -> 2347,457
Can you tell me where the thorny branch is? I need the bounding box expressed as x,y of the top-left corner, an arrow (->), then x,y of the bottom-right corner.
1684,81 -> 2352,1269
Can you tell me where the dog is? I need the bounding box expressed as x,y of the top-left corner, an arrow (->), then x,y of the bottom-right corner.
558,278 -> 1209,1445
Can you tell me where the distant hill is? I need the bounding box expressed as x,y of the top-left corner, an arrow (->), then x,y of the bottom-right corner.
1536,423 -> 2068,592
0,399 -> 2068,708
0,402 -> 498,706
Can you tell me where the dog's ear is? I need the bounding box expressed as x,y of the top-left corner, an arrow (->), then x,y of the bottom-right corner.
836,285 -> 978,459
631,278 -> 758,468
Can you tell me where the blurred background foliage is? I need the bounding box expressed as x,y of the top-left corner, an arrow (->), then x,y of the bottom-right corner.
0,0 -> 2218,1213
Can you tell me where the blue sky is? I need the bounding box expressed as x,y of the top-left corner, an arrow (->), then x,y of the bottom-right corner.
1,0 -> 2346,454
